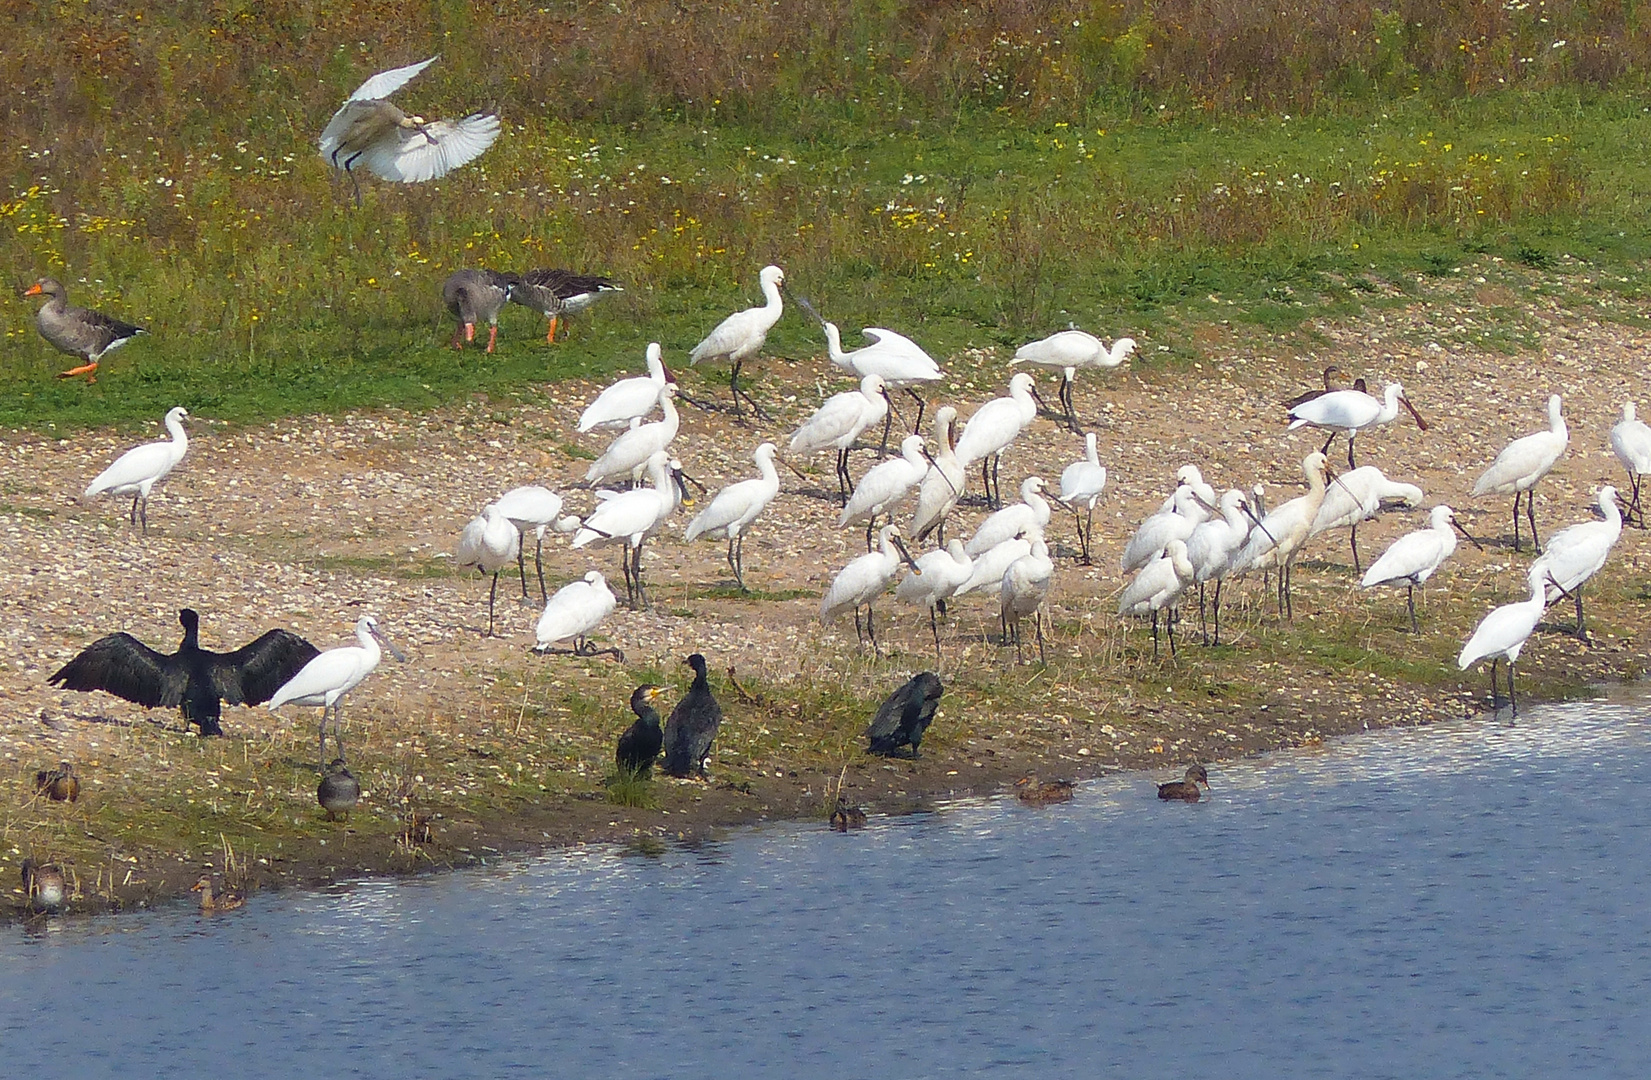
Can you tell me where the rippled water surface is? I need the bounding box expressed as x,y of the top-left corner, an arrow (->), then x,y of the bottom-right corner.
7,689 -> 1651,1078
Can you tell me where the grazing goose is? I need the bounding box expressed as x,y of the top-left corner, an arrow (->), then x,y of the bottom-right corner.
1157,764 -> 1210,802
865,671 -> 944,758
1012,330 -> 1136,432
318,55 -> 500,203
442,269 -> 514,353
510,269 -> 622,343
83,406 -> 189,533
615,685 -> 667,777
268,616 -> 407,769
49,608 -> 318,737
661,654 -> 724,779
23,278 -> 145,381
690,264 -> 785,417
1471,393 -> 1568,553
317,759 -> 361,821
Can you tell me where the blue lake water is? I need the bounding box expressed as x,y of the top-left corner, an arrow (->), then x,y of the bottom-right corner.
5,687 -> 1651,1078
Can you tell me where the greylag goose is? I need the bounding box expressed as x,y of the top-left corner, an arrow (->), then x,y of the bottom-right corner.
508,269 -> 621,343
442,269 -> 513,353
23,278 -> 145,382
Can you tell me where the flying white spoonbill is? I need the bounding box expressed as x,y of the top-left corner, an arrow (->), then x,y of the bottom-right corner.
1286,381 -> 1427,469
1609,402 -> 1651,527
789,373 -> 889,504
534,571 -> 621,660
689,264 -> 785,418
1361,505 -> 1470,633
1471,393 -> 1567,553
1457,563 -> 1549,716
954,372 -> 1046,508
1531,486 -> 1622,640
820,524 -> 917,652
683,442 -> 782,591
1012,330 -> 1136,432
1058,433 -> 1107,565
578,343 -> 674,432
268,615 -> 407,767
84,406 -> 189,534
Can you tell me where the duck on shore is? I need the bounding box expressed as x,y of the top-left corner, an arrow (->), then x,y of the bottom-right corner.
21,859 -> 67,912
35,762 -> 80,803
318,759 -> 362,821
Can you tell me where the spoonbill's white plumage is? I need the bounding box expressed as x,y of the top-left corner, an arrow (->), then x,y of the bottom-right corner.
318,56 -> 500,203
1610,402 -> 1651,527
1122,486 -> 1203,574
953,525 -> 1039,598
1531,486 -> 1622,639
571,451 -> 687,609
1230,451 -> 1331,619
1156,466 -> 1217,516
268,615 -> 406,767
1472,393 -> 1567,553
1118,538 -> 1196,659
967,476 -> 1053,557
683,442 -> 782,591
1307,464 -> 1424,571
911,406 -> 966,544
1059,432 -> 1108,564
1012,330 -> 1135,432
1184,488 -> 1252,645
1458,563 -> 1549,715
1286,381 -> 1427,469
689,264 -> 785,417
534,571 -> 621,659
789,373 -> 889,503
954,372 -> 1044,508
578,343 -> 674,433
896,539 -> 974,655
1361,505 -> 1463,632
84,406 -> 189,533
814,315 -> 944,441
491,485 -> 581,603
1000,536 -> 1054,664
840,434 -> 928,543
586,384 -> 680,487
456,503 -> 520,637
820,524 -> 914,651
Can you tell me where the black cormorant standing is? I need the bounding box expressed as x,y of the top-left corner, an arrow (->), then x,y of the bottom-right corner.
866,672 -> 944,757
662,654 -> 723,778
48,609 -> 318,736
616,684 -> 667,777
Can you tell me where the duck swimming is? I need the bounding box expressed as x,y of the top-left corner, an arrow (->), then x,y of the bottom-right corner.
1014,775 -> 1076,806
829,796 -> 868,831
192,874 -> 247,912
1157,764 -> 1211,802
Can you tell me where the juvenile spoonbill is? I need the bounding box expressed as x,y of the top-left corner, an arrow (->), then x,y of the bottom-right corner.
1000,537 -> 1054,665
789,374 -> 889,504
1360,505 -> 1466,632
1282,366 -> 1355,410
23,277 -> 144,381
441,269 -> 513,353
48,608 -> 318,737
1058,432 -> 1107,565
802,301 -> 943,442
533,571 -> 622,660
1286,382 -> 1428,469
683,442 -> 782,591
586,384 -> 681,487
1471,393 -> 1567,553
689,264 -> 785,418
896,539 -> 974,657
967,476 -> 1053,557
841,434 -> 928,546
1457,563 -> 1548,715
491,485 -> 581,602
1230,452 -> 1331,619
578,343 -> 673,432
1306,464 -> 1425,571
455,504 -> 520,637
572,451 -> 688,609
911,406 -> 966,543
954,372 -> 1046,508
1609,402 -> 1651,527
1012,330 -> 1135,432
318,55 -> 500,204
85,406 -> 189,533
662,653 -> 724,779
1184,489 -> 1252,645
1531,486 -> 1622,639
509,269 -> 621,343
820,524 -> 917,651
1118,538 -> 1196,659
268,616 -> 407,768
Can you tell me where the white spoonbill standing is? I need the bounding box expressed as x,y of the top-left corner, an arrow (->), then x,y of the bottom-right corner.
1286,382 -> 1428,470
269,615 -> 407,768
455,504 -> 520,636
820,524 -> 917,652
1471,393 -> 1567,553
1457,563 -> 1549,715
1122,485 -> 1204,575
953,524 -> 1039,598
911,406 -> 965,544
1360,505 -> 1467,632
1610,402 -> 1651,527
689,264 -> 785,418
578,343 -> 674,432
534,571 -> 622,660
1000,536 -> 1054,665
1230,452 -> 1331,619
1012,330 -> 1136,432
967,476 -> 1053,557
799,300 -> 944,443
840,434 -> 928,547
1306,464 -> 1424,572
585,383 -> 680,487
683,442 -> 782,591
84,406 -> 189,533
491,485 -> 581,603
896,539 -> 974,657
571,451 -> 688,609
1531,486 -> 1622,640
318,56 -> 500,205
789,374 -> 889,505
954,372 -> 1046,509
1184,488 -> 1252,645
1118,538 -> 1196,659
1058,433 -> 1108,565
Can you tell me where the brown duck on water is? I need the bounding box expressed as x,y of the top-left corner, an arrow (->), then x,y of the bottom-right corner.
442,269 -> 514,353
1014,775 -> 1076,806
830,795 -> 868,830
22,278 -> 145,382
1157,764 -> 1211,802
192,874 -> 246,912
509,269 -> 622,343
